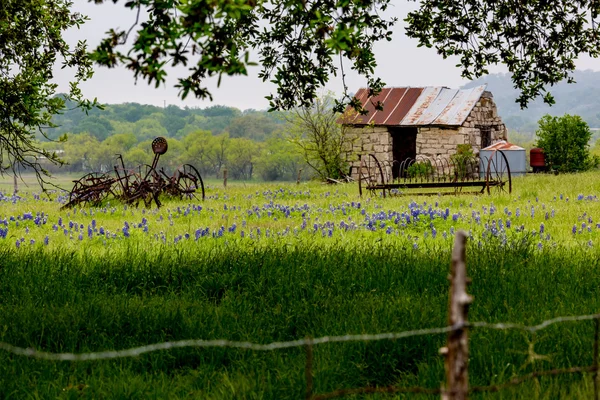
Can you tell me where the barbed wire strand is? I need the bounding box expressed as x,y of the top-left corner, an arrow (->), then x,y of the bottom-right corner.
0,313 -> 598,362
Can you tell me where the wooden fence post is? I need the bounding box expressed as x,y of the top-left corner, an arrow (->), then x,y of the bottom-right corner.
440,230 -> 472,400
297,169 -> 303,185
223,169 -> 228,188
13,174 -> 18,195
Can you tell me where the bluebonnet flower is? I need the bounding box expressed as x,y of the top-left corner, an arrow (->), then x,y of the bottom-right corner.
44,236 -> 49,246
540,223 -> 545,234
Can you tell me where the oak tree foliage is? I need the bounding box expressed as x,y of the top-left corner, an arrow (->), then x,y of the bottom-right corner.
405,0 -> 600,108
0,0 -> 98,183
89,0 -> 396,114
90,0 -> 600,112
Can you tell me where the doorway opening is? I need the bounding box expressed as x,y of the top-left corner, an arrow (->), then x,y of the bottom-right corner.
390,127 -> 417,179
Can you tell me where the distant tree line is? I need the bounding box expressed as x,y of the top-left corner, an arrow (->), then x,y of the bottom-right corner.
37,98 -> 313,181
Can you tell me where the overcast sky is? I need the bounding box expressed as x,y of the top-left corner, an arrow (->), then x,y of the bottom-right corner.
54,1 -> 600,111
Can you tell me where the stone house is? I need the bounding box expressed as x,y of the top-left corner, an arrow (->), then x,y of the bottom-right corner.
343,85 -> 507,179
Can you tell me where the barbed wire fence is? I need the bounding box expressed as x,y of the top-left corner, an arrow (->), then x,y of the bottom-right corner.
1,231 -> 599,399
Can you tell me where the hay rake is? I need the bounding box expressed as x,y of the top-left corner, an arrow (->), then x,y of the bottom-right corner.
62,137 -> 205,209
358,150 -> 512,198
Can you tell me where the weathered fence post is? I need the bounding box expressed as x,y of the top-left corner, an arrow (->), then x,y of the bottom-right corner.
297,169 -> 303,185
440,230 -> 472,400
13,174 -> 18,195
223,169 -> 228,188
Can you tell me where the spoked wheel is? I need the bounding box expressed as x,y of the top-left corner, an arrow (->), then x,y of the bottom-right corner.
358,154 -> 387,198
175,164 -> 205,201
486,150 -> 512,195
66,172 -> 112,208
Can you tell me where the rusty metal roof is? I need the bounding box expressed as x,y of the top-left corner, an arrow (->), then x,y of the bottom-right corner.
481,140 -> 524,151
346,85 -> 487,127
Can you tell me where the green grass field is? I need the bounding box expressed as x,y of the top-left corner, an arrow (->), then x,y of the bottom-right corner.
0,172 -> 599,399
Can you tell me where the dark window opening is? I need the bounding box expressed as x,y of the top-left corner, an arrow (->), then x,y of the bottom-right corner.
479,126 -> 492,149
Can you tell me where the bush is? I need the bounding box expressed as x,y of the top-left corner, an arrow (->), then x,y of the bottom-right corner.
535,114 -> 598,172
406,161 -> 435,179
451,144 -> 476,179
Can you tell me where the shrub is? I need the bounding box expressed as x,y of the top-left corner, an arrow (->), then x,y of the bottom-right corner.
451,144 -> 476,179
535,114 -> 598,172
406,161 -> 435,179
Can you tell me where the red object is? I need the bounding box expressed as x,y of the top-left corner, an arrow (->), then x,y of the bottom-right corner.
530,148 -> 546,167
530,148 -> 547,172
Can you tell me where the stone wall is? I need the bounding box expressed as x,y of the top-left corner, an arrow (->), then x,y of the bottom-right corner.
416,127 -> 464,159
460,92 -> 507,151
345,126 -> 392,179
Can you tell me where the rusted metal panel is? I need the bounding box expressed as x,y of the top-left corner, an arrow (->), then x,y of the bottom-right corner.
345,85 -> 487,127
434,85 -> 487,126
371,88 -> 408,125
346,88 -> 370,124
384,87 -> 424,125
349,88 -> 389,124
399,87 -> 443,126
411,87 -> 458,125
365,87 -> 393,124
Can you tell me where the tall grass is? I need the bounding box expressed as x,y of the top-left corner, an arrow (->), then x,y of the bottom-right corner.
0,172 -> 600,398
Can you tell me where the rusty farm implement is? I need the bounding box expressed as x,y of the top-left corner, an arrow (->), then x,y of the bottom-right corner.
358,150 -> 512,197
62,137 -> 205,209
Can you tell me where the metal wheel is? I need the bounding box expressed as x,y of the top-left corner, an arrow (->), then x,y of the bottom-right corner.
67,172 -> 112,208
175,164 -> 205,201
358,154 -> 386,198
486,150 -> 512,195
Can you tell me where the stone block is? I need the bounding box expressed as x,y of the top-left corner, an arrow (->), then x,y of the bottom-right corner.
449,135 -> 465,145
